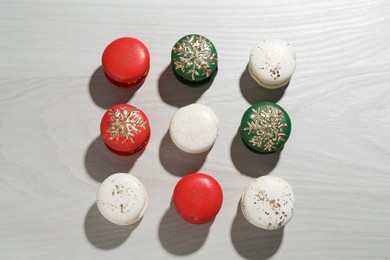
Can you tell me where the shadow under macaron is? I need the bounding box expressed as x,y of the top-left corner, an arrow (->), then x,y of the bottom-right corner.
159,131 -> 209,177
240,65 -> 288,105
230,129 -> 281,178
158,199 -> 212,255
84,203 -> 141,250
84,136 -> 144,182
89,66 -> 141,109
158,64 -> 213,108
231,200 -> 284,260
172,65 -> 218,88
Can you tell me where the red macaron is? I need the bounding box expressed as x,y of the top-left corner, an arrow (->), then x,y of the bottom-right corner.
173,173 -> 223,224
102,37 -> 150,88
100,104 -> 150,155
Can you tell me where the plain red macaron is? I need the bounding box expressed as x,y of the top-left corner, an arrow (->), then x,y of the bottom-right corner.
102,37 -> 150,88
100,104 -> 150,156
173,173 -> 223,224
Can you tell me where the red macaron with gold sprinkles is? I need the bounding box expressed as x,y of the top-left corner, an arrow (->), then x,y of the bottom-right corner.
100,104 -> 150,155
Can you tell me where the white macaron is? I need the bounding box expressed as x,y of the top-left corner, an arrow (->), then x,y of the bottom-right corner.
241,176 -> 295,230
169,104 -> 219,154
248,39 -> 296,89
97,173 -> 148,225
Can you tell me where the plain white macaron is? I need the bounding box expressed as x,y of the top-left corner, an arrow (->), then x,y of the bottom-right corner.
97,173 -> 148,225
249,39 -> 296,89
169,104 -> 219,154
241,176 -> 295,230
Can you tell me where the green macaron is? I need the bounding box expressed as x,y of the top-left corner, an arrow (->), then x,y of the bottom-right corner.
240,102 -> 291,153
171,34 -> 218,86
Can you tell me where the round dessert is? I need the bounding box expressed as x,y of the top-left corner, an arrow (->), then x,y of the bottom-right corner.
240,101 -> 291,153
102,37 -> 150,88
249,39 -> 296,89
173,173 -> 223,224
97,173 -> 148,225
169,104 -> 219,154
241,176 -> 295,230
100,104 -> 150,155
171,34 -> 218,86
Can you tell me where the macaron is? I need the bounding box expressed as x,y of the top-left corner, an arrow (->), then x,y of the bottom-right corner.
241,176 -> 295,230
102,37 -> 150,88
249,39 -> 296,89
169,104 -> 219,153
100,104 -> 150,155
240,101 -> 291,153
171,34 -> 218,86
173,173 -> 223,224
97,173 -> 148,225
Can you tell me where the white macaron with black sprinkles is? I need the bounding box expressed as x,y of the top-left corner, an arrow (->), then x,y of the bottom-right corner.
241,175 -> 295,230
249,39 -> 296,89
97,173 -> 148,225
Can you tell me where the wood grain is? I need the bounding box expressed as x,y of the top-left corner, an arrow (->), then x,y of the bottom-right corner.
1,0 -> 390,259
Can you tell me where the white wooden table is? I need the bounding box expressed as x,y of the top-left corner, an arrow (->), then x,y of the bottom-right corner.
1,0 -> 390,259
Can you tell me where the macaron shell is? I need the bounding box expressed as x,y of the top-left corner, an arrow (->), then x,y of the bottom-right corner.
248,65 -> 290,89
100,104 -> 150,154
102,37 -> 150,84
173,173 -> 223,224
240,101 -> 291,153
241,176 -> 295,230
97,173 -> 148,225
104,67 -> 149,88
169,104 -> 219,154
171,34 -> 218,82
249,39 -> 296,89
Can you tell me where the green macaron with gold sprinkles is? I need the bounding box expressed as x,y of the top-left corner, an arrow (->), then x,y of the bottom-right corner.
240,102 -> 291,153
171,34 -> 218,87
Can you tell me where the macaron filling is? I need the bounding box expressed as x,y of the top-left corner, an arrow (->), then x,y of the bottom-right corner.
104,67 -> 149,88
104,131 -> 150,156
248,64 -> 290,89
